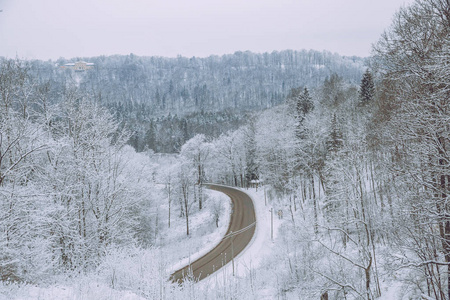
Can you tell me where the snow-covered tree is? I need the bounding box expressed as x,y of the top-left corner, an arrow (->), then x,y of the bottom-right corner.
374,0 -> 450,297
212,129 -> 246,187
180,134 -> 211,210
358,69 -> 375,106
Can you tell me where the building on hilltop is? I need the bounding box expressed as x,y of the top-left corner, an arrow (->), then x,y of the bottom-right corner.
60,61 -> 95,71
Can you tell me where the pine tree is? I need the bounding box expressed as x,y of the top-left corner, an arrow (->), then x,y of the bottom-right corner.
289,87 -> 314,139
297,87 -> 314,116
144,120 -> 156,151
359,69 -> 375,106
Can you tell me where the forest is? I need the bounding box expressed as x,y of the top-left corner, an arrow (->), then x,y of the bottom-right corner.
29,49 -> 364,153
1,0 -> 450,299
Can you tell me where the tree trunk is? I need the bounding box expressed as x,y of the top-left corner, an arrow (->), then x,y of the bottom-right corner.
312,175 -> 318,234
168,183 -> 171,228
436,136 -> 450,299
365,256 -> 372,300
183,185 -> 189,236
198,163 -> 203,210
198,183 -> 203,210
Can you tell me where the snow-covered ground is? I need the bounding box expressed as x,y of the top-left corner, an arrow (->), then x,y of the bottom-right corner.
0,281 -> 146,300
0,188 -> 234,300
165,189 -> 231,274
199,186 -> 281,283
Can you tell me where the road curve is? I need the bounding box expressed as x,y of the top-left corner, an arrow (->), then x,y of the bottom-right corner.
170,184 -> 256,284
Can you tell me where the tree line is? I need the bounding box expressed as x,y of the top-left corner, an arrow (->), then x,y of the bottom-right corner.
19,49 -> 364,153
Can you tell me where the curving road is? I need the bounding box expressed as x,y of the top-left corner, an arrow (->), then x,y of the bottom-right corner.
170,184 -> 256,284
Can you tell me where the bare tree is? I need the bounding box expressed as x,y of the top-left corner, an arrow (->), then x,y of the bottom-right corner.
180,134 -> 211,210
374,0 -> 450,297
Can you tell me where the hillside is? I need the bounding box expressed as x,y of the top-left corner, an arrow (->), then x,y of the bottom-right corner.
27,49 -> 365,152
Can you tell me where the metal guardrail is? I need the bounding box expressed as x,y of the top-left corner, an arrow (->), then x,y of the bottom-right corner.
223,221 -> 256,239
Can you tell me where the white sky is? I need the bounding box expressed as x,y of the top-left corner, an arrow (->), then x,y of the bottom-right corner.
0,0 -> 413,60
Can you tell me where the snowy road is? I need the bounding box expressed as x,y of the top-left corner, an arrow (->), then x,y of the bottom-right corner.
170,184 -> 256,283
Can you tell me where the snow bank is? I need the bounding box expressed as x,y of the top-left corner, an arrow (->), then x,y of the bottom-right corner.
166,189 -> 231,274
0,281 -> 146,300
199,186 -> 282,287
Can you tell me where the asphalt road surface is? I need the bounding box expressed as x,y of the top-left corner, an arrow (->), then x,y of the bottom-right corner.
170,184 -> 256,284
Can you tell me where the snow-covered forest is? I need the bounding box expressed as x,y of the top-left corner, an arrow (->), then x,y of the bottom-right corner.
30,50 -> 364,153
1,0 -> 450,299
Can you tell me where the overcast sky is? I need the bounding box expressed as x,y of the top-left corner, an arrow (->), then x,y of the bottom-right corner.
0,0 -> 413,60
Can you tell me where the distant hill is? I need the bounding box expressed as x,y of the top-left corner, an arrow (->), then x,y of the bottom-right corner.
33,50 -> 364,114
27,50 -> 365,152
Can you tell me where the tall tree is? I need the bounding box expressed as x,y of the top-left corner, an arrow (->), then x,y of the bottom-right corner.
0,59 -> 50,282
180,134 -> 211,210
244,118 -> 259,186
358,69 -> 375,106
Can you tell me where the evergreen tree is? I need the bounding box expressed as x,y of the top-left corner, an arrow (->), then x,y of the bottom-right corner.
144,120 -> 156,151
288,87 -> 314,139
359,69 -> 375,106
296,87 -> 314,116
181,118 -> 189,143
